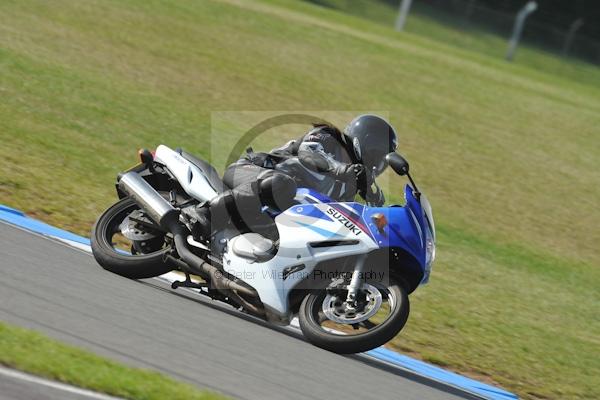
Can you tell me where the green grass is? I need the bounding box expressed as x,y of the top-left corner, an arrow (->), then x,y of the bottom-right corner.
0,0 -> 599,399
0,322 -> 227,400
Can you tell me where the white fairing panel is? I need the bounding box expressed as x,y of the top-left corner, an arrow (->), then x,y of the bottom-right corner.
154,145 -> 218,202
222,203 -> 379,319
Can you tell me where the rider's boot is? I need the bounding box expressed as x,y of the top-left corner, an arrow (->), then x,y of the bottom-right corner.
184,192 -> 234,242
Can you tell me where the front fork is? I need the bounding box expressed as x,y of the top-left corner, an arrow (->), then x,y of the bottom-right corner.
345,253 -> 367,307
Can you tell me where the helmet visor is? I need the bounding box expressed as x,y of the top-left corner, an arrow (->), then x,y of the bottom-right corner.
372,156 -> 388,176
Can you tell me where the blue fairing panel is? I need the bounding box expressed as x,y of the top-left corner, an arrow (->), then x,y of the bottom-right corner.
361,206 -> 425,267
295,188 -> 333,204
295,187 -> 426,269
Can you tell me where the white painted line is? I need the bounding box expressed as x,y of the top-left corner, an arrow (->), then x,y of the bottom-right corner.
0,366 -> 124,400
54,237 -> 93,253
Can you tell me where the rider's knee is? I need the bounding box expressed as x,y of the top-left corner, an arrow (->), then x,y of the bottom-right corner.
258,171 -> 297,211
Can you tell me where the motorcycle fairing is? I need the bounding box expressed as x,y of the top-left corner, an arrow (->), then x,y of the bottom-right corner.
297,187 -> 427,270
222,186 -> 429,321
153,145 -> 219,202
222,199 -> 380,320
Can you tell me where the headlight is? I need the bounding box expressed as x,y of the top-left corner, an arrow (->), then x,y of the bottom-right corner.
425,227 -> 436,268
420,193 -> 436,268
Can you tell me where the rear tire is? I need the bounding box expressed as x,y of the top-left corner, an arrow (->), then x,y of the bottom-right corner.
91,197 -> 173,279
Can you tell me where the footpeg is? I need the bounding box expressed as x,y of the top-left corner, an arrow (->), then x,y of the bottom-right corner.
171,273 -> 208,290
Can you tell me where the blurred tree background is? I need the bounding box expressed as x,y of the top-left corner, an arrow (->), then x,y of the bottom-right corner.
420,0 -> 600,60
310,0 -> 600,63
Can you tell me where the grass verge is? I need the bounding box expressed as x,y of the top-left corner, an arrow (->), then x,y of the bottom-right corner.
0,322 -> 228,400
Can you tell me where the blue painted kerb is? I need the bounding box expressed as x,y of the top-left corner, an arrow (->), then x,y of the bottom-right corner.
0,205 -> 90,246
0,204 -> 517,400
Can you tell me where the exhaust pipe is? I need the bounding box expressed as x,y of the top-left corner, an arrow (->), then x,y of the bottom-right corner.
118,172 -> 260,304
118,172 -> 179,230
170,231 -> 258,299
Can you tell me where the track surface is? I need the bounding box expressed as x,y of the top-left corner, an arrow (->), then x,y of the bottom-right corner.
0,222 -> 468,400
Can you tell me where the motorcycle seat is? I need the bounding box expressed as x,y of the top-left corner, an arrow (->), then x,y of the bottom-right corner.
230,233 -> 276,262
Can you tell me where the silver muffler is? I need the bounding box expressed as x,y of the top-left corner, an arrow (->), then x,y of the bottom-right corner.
118,172 -> 178,230
118,171 -> 263,313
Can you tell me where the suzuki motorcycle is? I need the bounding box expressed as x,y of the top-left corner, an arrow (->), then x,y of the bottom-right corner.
91,145 -> 436,354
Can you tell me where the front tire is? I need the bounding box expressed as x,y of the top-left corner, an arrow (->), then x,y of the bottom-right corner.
91,197 -> 173,279
298,277 -> 409,354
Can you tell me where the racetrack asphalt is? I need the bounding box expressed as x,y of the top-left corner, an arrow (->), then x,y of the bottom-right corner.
0,221 -> 474,400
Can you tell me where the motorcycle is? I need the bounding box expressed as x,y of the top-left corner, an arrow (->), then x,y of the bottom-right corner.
91,144 -> 436,354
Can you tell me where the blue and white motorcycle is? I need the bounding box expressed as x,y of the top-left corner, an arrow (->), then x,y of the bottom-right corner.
91,145 -> 436,353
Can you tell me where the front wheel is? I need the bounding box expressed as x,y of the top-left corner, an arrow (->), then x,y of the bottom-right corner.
91,197 -> 173,279
298,277 -> 409,354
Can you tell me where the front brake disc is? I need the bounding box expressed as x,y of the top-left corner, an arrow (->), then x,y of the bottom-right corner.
322,283 -> 383,324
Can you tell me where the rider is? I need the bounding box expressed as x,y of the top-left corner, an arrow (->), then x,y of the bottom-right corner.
188,114 -> 398,240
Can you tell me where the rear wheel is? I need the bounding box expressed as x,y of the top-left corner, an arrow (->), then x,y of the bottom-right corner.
298,277 -> 409,354
91,197 -> 173,279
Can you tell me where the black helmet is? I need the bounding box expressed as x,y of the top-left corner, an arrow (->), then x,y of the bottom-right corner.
344,114 -> 398,176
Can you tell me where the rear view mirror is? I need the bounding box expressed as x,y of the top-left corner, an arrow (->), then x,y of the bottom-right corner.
386,153 -> 409,176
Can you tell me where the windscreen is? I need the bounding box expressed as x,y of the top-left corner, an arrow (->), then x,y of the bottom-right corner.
420,193 -> 435,242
